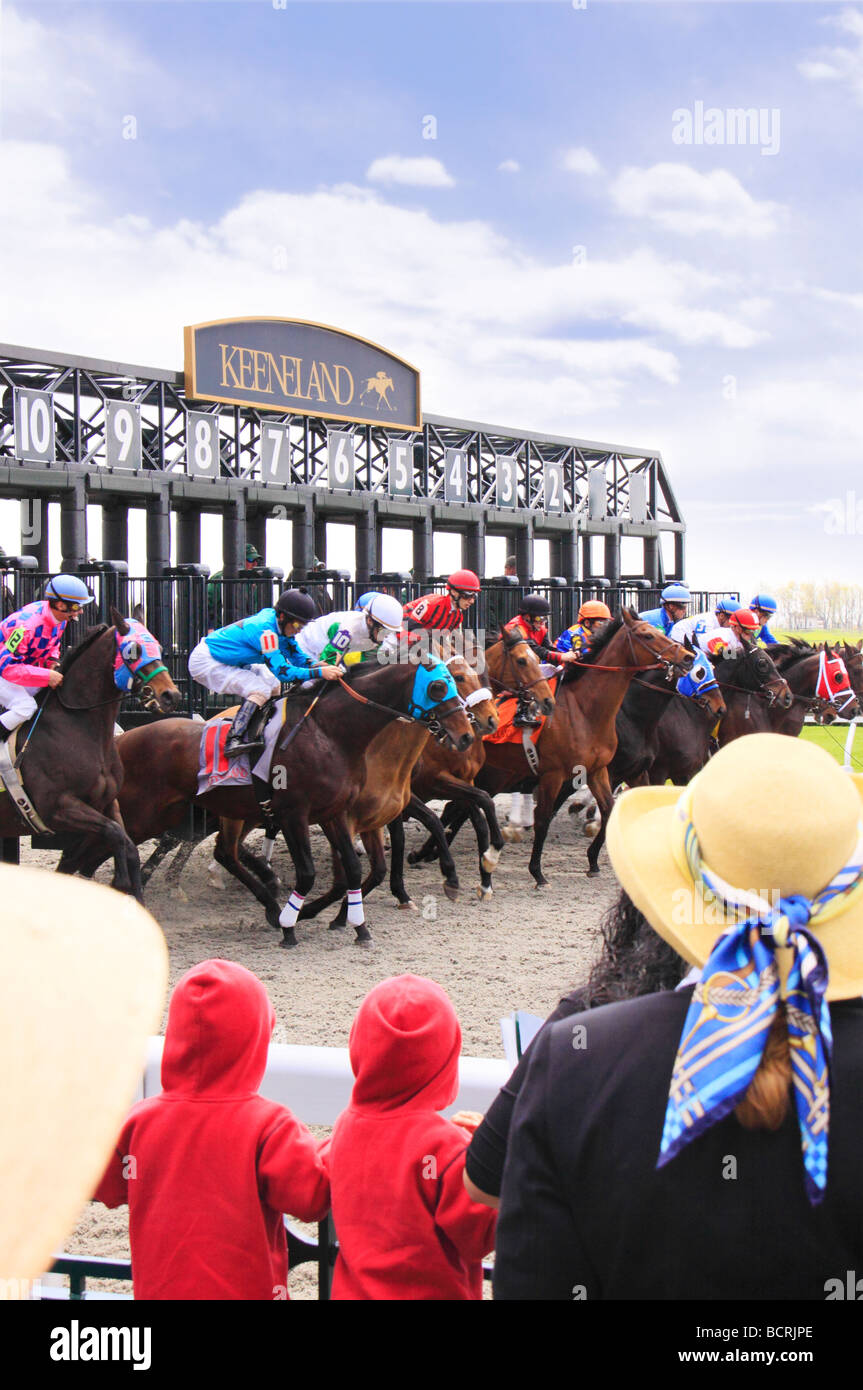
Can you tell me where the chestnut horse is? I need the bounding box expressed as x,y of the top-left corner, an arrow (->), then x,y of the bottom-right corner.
445,610 -> 693,885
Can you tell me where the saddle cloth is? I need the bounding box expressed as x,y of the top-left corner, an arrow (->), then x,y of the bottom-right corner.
483,673 -> 560,748
196,699 -> 287,797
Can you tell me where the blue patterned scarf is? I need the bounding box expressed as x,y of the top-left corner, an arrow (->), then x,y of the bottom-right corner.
660,782 -> 863,1203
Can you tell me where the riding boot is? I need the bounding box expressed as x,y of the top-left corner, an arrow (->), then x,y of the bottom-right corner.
224,699 -> 266,758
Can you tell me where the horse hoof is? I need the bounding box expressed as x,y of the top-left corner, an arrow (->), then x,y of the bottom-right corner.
477,885 -> 493,901
328,918 -> 347,932
280,929 -> 297,948
586,866 -> 600,878
170,886 -> 188,903
501,826 -> 523,844
398,899 -> 418,911
481,846 -> 501,871
354,927 -> 373,947
532,875 -> 548,890
444,883 -> 460,902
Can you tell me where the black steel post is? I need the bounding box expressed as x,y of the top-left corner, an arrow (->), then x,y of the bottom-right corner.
176,509 -> 201,566
60,478 -> 88,570
674,531 -> 686,581
515,522 -> 533,584
246,512 -> 266,564
102,501 -> 129,565
412,513 -> 433,582
464,515 -> 486,580
643,535 -> 660,584
222,493 -> 246,625
291,498 -> 315,580
146,486 -> 172,647
313,516 -> 327,567
604,531 -> 621,586
581,534 -> 593,580
355,501 -> 376,588
558,525 -> 578,582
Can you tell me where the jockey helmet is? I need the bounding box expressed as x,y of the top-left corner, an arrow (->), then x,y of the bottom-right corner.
354,592 -> 376,610
578,600 -> 612,622
661,583 -> 691,604
448,569 -> 481,593
715,598 -> 739,615
365,593 -> 403,631
732,608 -> 760,630
275,589 -> 318,623
44,574 -> 94,607
750,593 -> 777,615
520,593 -> 551,618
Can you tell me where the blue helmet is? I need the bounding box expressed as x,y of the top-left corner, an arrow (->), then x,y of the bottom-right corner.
661,583 -> 691,604
354,592 -> 377,611
715,597 -> 739,615
44,574 -> 95,606
750,593 -> 777,615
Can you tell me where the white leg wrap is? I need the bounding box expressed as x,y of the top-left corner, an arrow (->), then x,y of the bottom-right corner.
279,890 -> 305,929
522,794 -> 535,828
346,888 -> 364,926
262,836 -> 276,865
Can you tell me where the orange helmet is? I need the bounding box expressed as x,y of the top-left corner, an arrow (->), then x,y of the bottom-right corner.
448,569 -> 481,593
578,600 -> 612,622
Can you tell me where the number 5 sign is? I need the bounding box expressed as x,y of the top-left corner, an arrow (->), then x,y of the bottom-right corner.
388,440 -> 413,497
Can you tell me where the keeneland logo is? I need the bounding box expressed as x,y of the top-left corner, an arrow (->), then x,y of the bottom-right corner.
184,318 -> 421,430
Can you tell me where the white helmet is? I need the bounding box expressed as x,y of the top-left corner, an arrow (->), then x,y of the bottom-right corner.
366,593 -> 403,632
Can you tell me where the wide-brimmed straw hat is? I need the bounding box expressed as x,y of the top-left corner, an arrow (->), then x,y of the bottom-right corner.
607,733 -> 863,1002
0,867 -> 167,1287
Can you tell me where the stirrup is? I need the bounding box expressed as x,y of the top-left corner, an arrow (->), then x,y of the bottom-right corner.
225,700 -> 266,757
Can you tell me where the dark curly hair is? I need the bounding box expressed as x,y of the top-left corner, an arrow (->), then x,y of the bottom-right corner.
565,887 -> 687,1013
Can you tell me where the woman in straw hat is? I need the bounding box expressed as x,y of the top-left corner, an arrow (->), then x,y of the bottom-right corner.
493,733 -> 863,1300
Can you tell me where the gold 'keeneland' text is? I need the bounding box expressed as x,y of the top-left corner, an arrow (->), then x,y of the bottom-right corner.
218,344 -> 355,405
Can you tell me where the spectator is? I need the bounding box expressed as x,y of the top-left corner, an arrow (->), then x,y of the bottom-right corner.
504,556 -> 517,579
207,544 -> 262,629
94,959 -> 330,1299
493,734 -> 863,1299
326,975 -> 497,1299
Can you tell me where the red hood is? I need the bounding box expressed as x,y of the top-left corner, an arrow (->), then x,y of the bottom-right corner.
348,975 -> 461,1112
161,959 -> 275,1098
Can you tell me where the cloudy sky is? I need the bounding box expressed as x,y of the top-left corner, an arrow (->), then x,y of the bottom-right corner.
1,0 -> 862,596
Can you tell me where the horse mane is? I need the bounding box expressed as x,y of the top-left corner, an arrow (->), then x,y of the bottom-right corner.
58,623 -> 110,673
554,613 -> 624,686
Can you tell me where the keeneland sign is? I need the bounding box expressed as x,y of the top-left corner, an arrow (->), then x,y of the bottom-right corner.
184,317 -> 421,430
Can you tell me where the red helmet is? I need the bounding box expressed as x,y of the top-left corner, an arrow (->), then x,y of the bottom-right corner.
448,569 -> 480,593
732,608 -> 759,630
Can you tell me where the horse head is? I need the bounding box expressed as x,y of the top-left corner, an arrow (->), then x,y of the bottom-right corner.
404,655 -> 474,753
110,606 -> 182,715
675,642 -> 727,719
444,652 -> 498,737
735,643 -> 793,709
620,608 -> 693,680
487,626 -> 555,717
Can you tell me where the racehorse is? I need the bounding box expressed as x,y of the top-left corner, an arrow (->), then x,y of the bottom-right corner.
6,610 -> 179,896
445,610 -> 694,886
88,654 -> 473,945
403,631 -> 557,898
761,641 -> 861,736
647,644 -> 793,785
609,645 -> 727,790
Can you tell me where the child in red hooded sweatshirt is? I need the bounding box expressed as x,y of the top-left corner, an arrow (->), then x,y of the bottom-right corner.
327,974 -> 497,1300
93,959 -> 329,1300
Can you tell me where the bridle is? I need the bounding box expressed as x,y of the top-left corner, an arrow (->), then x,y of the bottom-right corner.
334,672 -> 468,749
444,653 -> 492,729
716,644 -> 792,709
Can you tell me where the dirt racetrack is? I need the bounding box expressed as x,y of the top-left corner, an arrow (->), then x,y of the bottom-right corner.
30,795 -> 619,1296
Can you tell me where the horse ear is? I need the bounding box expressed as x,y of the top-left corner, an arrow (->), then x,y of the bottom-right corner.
684,634 -> 694,652
111,606 -> 129,636
132,602 -> 145,625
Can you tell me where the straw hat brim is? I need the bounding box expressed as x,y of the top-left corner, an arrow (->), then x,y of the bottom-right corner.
0,866 -> 168,1285
606,779 -> 863,1003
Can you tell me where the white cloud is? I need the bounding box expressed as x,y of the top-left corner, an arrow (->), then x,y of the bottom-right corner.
498,159 -> 520,174
609,163 -> 783,240
365,155 -> 455,188
562,147 -> 602,176
798,7 -> 863,104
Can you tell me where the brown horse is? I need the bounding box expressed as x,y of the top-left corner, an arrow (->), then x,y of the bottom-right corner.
89,654 -> 473,945
7,611 -> 179,896
446,610 -> 694,886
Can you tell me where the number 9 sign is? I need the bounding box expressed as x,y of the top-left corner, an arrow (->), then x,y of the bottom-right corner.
106,401 -> 142,470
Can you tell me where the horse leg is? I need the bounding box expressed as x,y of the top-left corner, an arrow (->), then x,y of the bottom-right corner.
50,795 -> 142,901
298,844 -> 348,922
387,813 -> 416,909
527,775 -> 565,889
407,798 -> 460,899
164,837 -> 199,898
212,819 -> 284,933
275,816 -> 317,947
586,767 -> 615,877
321,818 -> 372,945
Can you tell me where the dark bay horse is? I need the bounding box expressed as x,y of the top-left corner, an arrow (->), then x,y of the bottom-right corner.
447,610 -> 693,886
609,645 -> 727,789
98,656 -> 473,945
762,642 -> 861,735
5,611 -> 178,896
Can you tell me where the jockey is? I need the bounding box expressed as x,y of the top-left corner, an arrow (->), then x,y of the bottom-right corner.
189,588 -> 342,758
697,607 -> 760,660
0,574 -> 94,737
670,596 -> 739,645
556,600 -> 613,659
750,593 -> 779,645
638,583 -> 691,636
297,593 -> 404,668
504,595 -> 578,667
403,569 -> 480,635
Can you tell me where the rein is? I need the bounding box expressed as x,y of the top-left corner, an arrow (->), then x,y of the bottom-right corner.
334,674 -> 463,729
